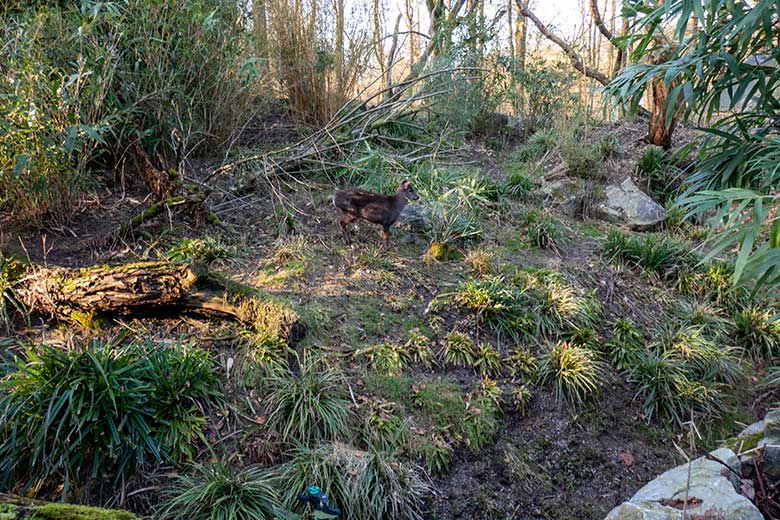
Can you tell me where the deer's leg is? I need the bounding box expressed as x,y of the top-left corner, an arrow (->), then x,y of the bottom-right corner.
381,225 -> 390,252
339,213 -> 355,245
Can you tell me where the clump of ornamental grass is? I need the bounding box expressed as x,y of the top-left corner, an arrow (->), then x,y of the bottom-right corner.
538,341 -> 606,404
464,248 -> 494,275
263,357 -> 354,444
442,331 -> 477,367
275,443 -> 431,520
732,306 -> 780,361
606,318 -> 645,371
505,348 -> 539,382
159,462 -> 288,520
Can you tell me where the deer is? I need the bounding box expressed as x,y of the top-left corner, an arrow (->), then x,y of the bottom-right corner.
333,179 -> 420,251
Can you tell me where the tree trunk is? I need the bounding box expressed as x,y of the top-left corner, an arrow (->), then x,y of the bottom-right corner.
648,76 -> 679,148
253,0 -> 269,67
406,0 -> 417,62
16,262 -> 304,343
507,0 -> 514,59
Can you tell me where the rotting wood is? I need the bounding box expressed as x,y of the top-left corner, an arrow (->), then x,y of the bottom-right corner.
16,261 -> 304,343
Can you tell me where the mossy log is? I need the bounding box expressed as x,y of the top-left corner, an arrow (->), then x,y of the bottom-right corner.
0,494 -> 136,519
16,261 -> 304,343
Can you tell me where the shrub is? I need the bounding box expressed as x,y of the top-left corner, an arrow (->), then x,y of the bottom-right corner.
359,343 -> 410,376
474,344 -> 501,376
628,349 -> 722,425
0,338 -> 222,492
464,248 -> 494,275
511,384 -> 533,414
1,1 -> 256,225
538,341 -> 606,404
504,166 -> 536,200
606,318 -> 645,371
505,348 -> 538,382
603,229 -> 695,278
565,327 -> 600,351
159,462 -> 287,520
522,209 -> 566,251
442,332 -> 477,367
597,135 -> 621,158
263,358 -> 353,444
0,254 -> 26,333
561,139 -> 602,178
166,237 -> 232,265
732,306 -> 780,361
509,129 -> 559,163
276,443 -> 431,520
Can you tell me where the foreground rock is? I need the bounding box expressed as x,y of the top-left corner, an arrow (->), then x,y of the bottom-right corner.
732,409 -> 780,480
0,494 -> 136,519
605,448 -> 763,520
597,177 -> 667,230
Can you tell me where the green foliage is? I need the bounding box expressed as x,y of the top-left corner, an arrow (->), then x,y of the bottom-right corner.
1,0 -> 255,224
513,59 -> 580,133
597,135 -> 621,159
605,0 -> 780,290
0,338 -> 222,492
505,348 -> 538,382
561,138 -> 602,179
504,166 -> 536,200
455,271 -> 599,341
360,342 -> 410,376
263,357 -> 353,445
276,443 -> 431,520
538,341 -> 606,404
443,332 -> 477,367
732,306 -> 780,361
474,344 -> 501,376
604,229 -> 695,278
509,129 -> 559,163
160,462 -> 288,520
238,335 -> 289,385
407,165 -> 490,245
0,254 -> 26,333
522,210 -> 566,252
565,327 -> 600,352
166,237 -> 232,265
511,384 -> 533,414
28,503 -> 137,520
606,318 -> 645,371
464,248 -> 494,275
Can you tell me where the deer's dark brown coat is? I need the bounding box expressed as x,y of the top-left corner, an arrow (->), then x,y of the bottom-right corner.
333,179 -> 419,251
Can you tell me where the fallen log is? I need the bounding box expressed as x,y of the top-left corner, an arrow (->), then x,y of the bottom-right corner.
16,261 -> 304,343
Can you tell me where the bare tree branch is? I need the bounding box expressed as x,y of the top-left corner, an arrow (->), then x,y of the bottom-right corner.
515,0 -> 610,85
589,0 -> 613,40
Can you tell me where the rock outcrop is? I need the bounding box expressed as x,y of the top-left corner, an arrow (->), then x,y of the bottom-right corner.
597,177 -> 667,230
605,448 -> 763,520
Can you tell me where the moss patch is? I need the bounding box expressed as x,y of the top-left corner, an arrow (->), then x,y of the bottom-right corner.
0,504 -> 18,520
30,504 -> 136,520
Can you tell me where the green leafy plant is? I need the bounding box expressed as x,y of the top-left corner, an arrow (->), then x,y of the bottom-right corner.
523,210 -> 566,252
504,166 -> 536,200
166,237 -> 232,265
603,229 -> 695,278
159,462 -> 289,520
561,138 -> 602,179
538,341 -> 606,404
511,384 -> 533,415
276,443 -> 431,520
605,0 -> 780,290
474,344 -> 501,376
359,343 -> 410,376
509,129 -> 559,163
0,254 -> 26,333
606,318 -> 645,371
442,332 -> 477,367
505,348 -> 538,382
0,338 -> 222,493
263,357 -> 353,444
464,248 -> 494,275
597,135 -> 621,159
732,306 -> 780,362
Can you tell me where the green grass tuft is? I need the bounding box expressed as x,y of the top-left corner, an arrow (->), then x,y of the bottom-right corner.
539,341 -> 606,404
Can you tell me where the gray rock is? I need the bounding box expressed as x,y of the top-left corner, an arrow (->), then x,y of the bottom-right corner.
596,177 -> 667,230
605,448 -> 763,520
395,203 -> 432,233
540,178 -> 579,209
736,408 -> 780,480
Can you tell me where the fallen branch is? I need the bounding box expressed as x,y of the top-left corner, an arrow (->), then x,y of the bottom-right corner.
16,261 -> 305,343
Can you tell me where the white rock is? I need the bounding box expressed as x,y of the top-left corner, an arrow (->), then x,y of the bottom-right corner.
597,177 -> 666,231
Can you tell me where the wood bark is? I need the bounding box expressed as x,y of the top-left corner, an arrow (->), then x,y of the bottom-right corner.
16,262 -> 304,343
253,0 -> 269,66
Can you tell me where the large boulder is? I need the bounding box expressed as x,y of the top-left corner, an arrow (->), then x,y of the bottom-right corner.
732,409 -> 780,480
605,448 -> 763,520
597,177 -> 667,231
